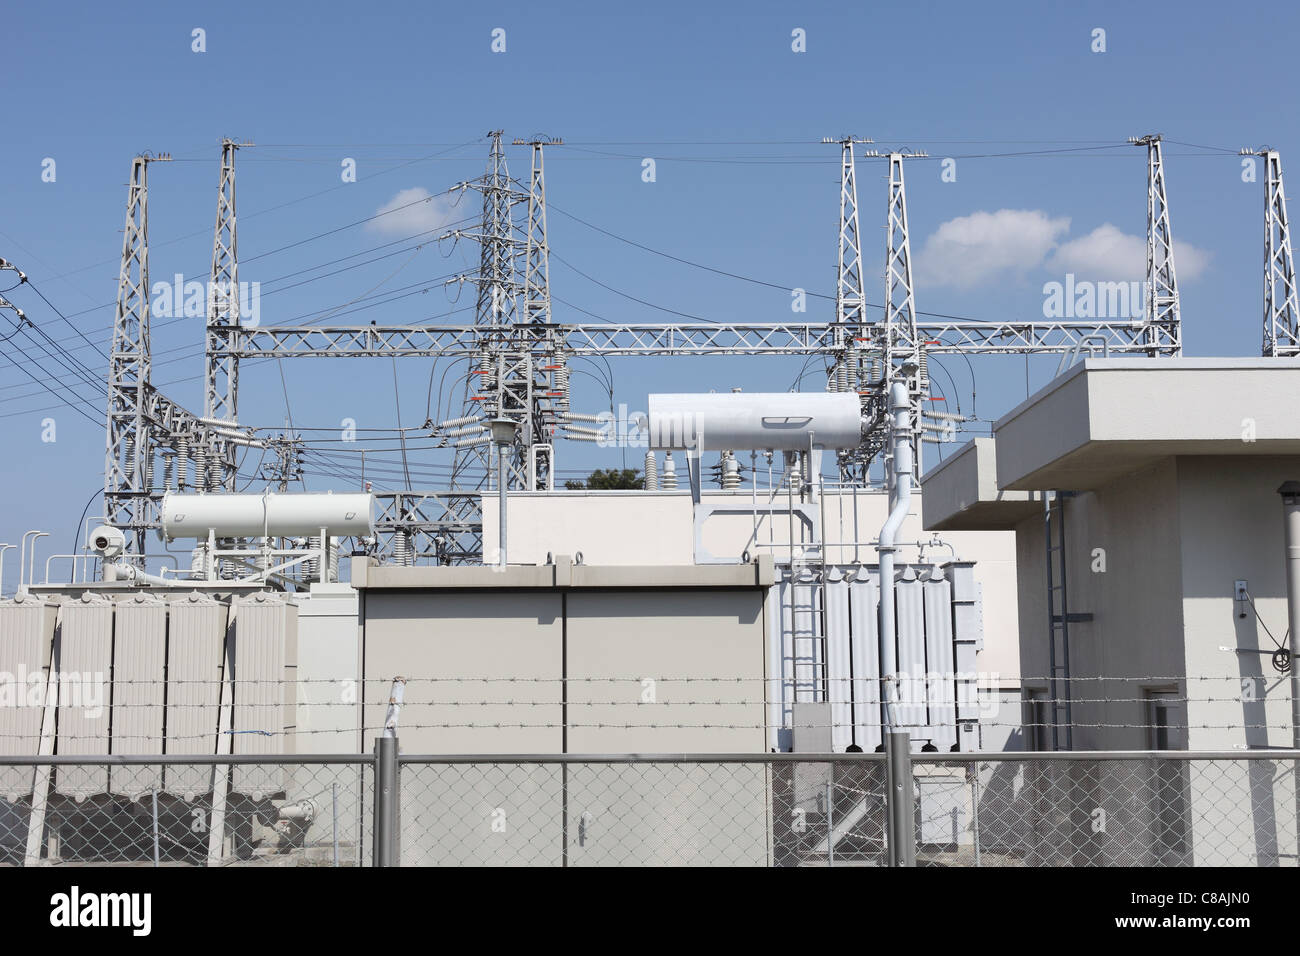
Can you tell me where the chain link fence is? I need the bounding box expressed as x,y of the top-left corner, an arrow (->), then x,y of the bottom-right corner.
396,755 -> 889,866
0,755 -> 371,866
1,747 -> 1295,866
913,752 -> 1299,867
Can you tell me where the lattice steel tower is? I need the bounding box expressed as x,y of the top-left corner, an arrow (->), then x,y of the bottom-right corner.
105,153 -> 169,557
1130,135 -> 1182,355
865,149 -> 927,474
1242,147 -> 1300,356
205,138 -> 250,491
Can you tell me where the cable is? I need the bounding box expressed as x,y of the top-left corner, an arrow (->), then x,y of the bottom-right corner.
36,139 -> 485,288
0,318 -> 102,425
547,202 -> 1030,325
69,488 -> 105,560
551,251 -> 723,324
1244,591 -> 1292,673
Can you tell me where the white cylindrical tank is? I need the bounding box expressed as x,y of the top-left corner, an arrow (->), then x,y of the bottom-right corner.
160,492 -> 374,540
648,392 -> 862,451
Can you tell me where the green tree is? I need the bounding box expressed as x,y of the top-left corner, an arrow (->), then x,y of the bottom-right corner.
564,468 -> 644,490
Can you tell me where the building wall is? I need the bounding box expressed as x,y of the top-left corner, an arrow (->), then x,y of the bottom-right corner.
358,579 -> 771,864
1009,453 -> 1300,865
1015,460 -> 1187,751
1176,455 -> 1298,752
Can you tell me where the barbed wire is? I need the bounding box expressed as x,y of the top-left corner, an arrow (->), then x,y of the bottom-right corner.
10,718 -> 1299,744
0,675 -> 1276,685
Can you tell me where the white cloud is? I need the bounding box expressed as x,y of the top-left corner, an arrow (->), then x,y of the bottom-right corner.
1047,222 -> 1210,282
914,209 -> 1070,289
366,187 -> 460,237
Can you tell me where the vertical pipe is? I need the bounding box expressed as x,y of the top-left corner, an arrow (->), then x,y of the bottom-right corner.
818,458 -> 830,702
1279,483 -> 1300,752
971,769 -> 981,868
151,788 -> 160,867
878,383 -> 913,732
498,445 -> 508,569
374,736 -> 398,867
1277,482 -> 1300,846
886,729 -> 915,866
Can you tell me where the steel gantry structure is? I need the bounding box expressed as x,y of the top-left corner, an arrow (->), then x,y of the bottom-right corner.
442,132 -> 569,494
103,150 -> 266,560
1242,147 -> 1300,357
1130,134 -> 1183,356
90,130 -> 1276,565
221,316 -> 1171,358
204,138 -> 251,492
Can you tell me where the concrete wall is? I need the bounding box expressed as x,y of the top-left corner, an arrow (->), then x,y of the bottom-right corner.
1008,453 -> 1300,865
357,569 -> 772,864
1175,456 -> 1298,752
1014,454 -> 1300,754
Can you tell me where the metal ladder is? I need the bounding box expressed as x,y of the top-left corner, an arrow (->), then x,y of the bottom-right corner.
786,575 -> 825,709
1044,492 -> 1073,750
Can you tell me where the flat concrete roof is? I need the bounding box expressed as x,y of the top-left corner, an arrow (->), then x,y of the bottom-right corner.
921,437 -> 1044,530
351,554 -> 775,590
992,358 -> 1300,491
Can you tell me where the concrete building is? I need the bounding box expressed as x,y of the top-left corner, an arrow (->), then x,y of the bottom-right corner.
923,358 -> 1300,864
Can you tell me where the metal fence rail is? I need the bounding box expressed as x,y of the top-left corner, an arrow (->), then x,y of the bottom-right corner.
1,745 -> 1296,867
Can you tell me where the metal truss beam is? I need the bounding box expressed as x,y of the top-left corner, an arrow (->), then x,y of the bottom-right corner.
221,318 -> 1160,358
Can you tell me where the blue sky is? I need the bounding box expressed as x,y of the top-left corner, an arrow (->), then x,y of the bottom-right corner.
1,0 -> 1296,583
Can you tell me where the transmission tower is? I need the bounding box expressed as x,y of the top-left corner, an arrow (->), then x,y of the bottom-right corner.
105,153 -> 170,557
822,137 -> 873,480
865,149 -> 928,474
447,133 -> 566,494
514,136 -> 567,490
448,132 -> 521,491
825,136 -> 872,385
1130,135 -> 1181,355
205,139 -> 250,491
1242,147 -> 1300,356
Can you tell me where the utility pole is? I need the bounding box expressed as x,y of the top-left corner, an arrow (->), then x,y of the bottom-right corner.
1130,135 -> 1182,356
205,138 -> 252,491
1242,148 -> 1299,357
105,153 -> 170,558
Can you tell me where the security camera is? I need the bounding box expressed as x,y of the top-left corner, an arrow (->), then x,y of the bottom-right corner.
88,525 -> 126,559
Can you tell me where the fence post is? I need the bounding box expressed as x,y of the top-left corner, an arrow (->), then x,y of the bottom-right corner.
332,783 -> 339,868
374,736 -> 399,867
886,730 -> 916,867
151,788 -> 160,867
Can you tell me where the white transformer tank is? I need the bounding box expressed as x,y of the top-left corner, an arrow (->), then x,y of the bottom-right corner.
160,492 -> 374,540
648,392 -> 862,451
